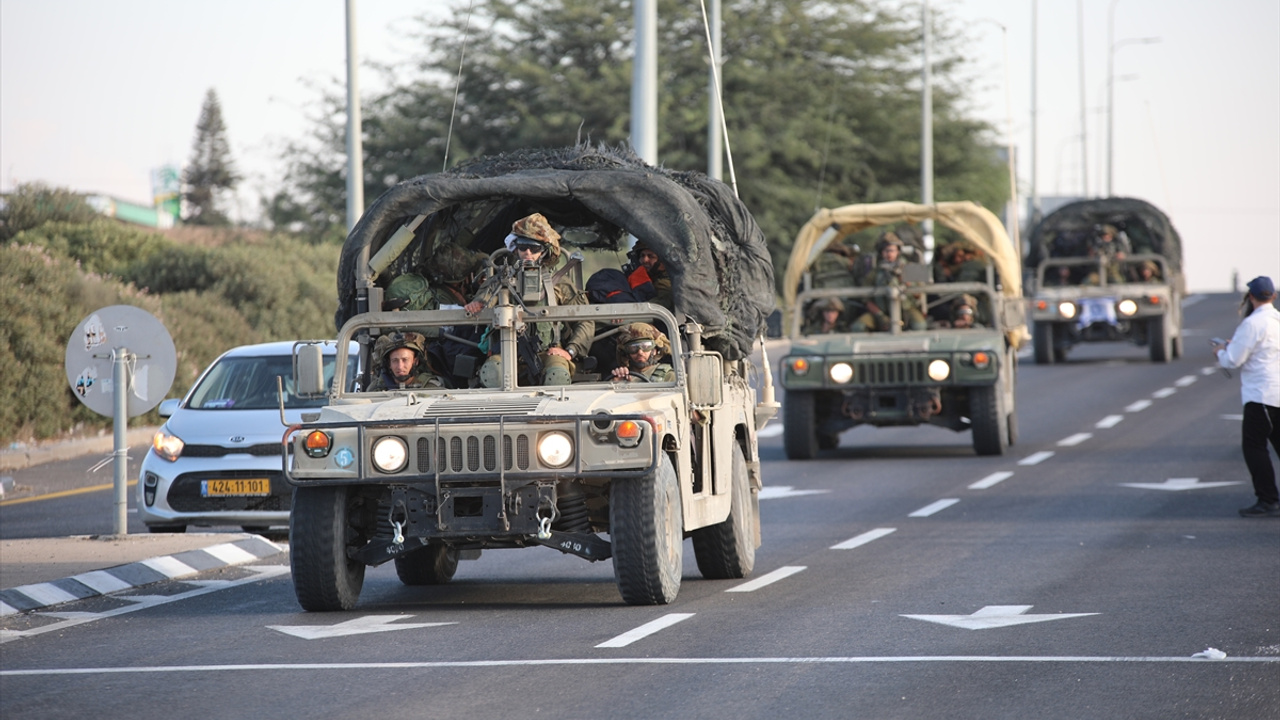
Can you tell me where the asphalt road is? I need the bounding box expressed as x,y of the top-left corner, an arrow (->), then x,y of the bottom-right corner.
2,293 -> 1277,720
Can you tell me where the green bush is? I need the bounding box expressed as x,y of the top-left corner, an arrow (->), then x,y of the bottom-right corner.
0,183 -> 99,242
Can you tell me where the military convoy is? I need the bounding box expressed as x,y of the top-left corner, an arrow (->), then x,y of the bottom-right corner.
1025,197 -> 1185,363
779,202 -> 1027,459
284,146 -> 778,610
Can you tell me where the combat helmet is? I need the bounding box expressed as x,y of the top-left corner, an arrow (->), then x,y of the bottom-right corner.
385,273 -> 435,311
428,244 -> 487,285
509,213 -> 562,264
373,331 -> 427,366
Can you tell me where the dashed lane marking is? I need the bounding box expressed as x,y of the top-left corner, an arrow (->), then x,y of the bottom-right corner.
908,499 -> 959,518
1174,375 -> 1197,387
1096,415 -> 1124,429
1152,387 -> 1177,399
1018,451 -> 1055,466
1057,433 -> 1093,447
830,528 -> 896,550
1125,399 -> 1152,412
726,566 -> 806,593
969,471 -> 1013,490
596,613 -> 695,648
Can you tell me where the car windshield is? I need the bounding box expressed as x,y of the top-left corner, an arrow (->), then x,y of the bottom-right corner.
188,354 -> 353,410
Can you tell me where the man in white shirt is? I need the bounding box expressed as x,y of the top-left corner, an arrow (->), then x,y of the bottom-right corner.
1212,276 -> 1280,517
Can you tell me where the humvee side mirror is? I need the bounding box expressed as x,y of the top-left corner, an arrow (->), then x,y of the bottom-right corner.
295,343 -> 326,397
686,352 -> 723,409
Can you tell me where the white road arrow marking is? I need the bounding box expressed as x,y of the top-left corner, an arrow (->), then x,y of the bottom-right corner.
268,615 -> 455,640
596,613 -> 694,648
902,605 -> 1098,630
759,486 -> 830,500
1120,477 -> 1242,492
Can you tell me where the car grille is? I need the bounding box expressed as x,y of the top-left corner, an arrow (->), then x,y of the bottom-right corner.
849,359 -> 929,385
167,469 -> 291,512
182,443 -> 285,458
414,432 -> 534,474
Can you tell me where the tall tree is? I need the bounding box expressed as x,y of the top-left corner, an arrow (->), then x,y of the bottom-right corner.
183,88 -> 240,226
278,0 -> 1006,272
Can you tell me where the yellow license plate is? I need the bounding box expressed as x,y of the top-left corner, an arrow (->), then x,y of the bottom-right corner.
201,478 -> 271,497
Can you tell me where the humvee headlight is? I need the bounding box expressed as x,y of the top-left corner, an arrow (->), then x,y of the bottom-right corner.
829,362 -> 853,384
1117,299 -> 1138,316
1057,302 -> 1077,319
371,436 -> 408,473
927,359 -> 951,381
537,431 -> 574,468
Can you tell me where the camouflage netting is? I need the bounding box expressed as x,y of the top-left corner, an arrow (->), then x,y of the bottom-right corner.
1026,197 -> 1183,273
336,144 -> 775,361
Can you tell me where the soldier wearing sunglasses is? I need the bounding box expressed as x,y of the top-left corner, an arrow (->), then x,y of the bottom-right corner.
610,323 -> 674,382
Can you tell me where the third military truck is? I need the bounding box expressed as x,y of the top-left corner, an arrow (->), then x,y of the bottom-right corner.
1026,197 -> 1185,363
284,145 -> 777,610
779,201 -> 1027,459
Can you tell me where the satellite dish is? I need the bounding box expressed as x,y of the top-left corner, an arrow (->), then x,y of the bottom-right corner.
65,305 -> 177,418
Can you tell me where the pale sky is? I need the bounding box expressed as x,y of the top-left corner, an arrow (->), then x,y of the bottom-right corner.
2,0 -> 1277,292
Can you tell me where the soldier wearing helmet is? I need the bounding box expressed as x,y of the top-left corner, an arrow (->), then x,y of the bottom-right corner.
610,323 -> 674,382
851,230 -> 927,332
623,239 -> 673,311
464,213 -> 595,386
803,297 -> 847,335
367,331 -> 444,391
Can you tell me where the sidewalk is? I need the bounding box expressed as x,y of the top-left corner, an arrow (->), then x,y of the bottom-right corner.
0,532 -> 285,616
1,428 -> 287,617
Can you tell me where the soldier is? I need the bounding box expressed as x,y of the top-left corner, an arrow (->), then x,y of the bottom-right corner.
802,297 -> 847,335
465,213 -> 595,386
610,323 -> 675,383
950,243 -> 989,284
1131,259 -> 1162,283
367,331 -> 445,391
426,243 -> 488,308
623,240 -> 673,310
946,294 -> 983,329
1085,224 -> 1131,285
850,232 -> 927,332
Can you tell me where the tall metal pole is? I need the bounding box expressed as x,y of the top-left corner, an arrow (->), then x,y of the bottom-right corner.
344,0 -> 364,231
1077,0 -> 1088,197
1030,0 -> 1040,226
999,24 -> 1019,253
111,349 -> 130,535
707,0 -> 723,180
632,0 -> 658,164
1106,0 -> 1118,197
921,0 -> 934,263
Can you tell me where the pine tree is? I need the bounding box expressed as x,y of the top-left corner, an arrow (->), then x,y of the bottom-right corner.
183,88 -> 240,226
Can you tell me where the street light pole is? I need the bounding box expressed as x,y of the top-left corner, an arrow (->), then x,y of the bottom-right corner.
1106,32 -> 1160,197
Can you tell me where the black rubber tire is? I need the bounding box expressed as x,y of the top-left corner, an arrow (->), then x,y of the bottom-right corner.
1171,333 -> 1183,359
147,524 -> 186,534
817,432 -> 840,450
783,391 -> 818,460
1149,317 -> 1171,363
290,485 -> 365,612
970,385 -> 1009,456
394,543 -> 459,586
1005,352 -> 1019,446
1033,322 -> 1055,365
611,454 -> 683,605
691,443 -> 756,580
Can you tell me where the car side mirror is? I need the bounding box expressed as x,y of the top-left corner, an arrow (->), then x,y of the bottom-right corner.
685,352 -> 723,409
157,398 -> 181,418
294,343 -> 326,397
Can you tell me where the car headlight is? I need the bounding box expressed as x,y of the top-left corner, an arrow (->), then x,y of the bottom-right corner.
829,362 -> 853,384
927,359 -> 951,381
1117,299 -> 1138,316
537,431 -> 574,468
152,429 -> 184,462
1057,302 -> 1077,319
371,436 -> 408,473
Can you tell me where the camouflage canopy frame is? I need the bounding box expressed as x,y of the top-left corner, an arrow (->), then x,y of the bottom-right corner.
337,144 -> 775,361
1026,197 -> 1183,274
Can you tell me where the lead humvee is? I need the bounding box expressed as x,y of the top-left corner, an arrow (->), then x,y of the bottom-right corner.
284,146 -> 778,610
778,202 -> 1028,459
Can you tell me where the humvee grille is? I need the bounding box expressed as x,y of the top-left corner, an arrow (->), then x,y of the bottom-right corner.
419,397 -> 545,418
853,359 -> 928,385
406,431 -> 535,475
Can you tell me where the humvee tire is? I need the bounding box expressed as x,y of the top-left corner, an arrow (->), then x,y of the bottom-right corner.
692,443 -> 756,579
783,391 -> 818,460
291,485 -> 365,611
970,385 -> 1009,456
1149,317 -> 1171,363
1034,322 -> 1056,365
395,543 -> 460,586
611,454 -> 683,605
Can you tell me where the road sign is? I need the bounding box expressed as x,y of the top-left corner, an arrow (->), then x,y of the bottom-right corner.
64,305 -> 176,418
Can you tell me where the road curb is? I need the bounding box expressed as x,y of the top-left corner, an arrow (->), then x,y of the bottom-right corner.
0,535 -> 284,616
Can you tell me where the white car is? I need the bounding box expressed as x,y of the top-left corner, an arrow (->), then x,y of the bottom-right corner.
138,341 -> 358,533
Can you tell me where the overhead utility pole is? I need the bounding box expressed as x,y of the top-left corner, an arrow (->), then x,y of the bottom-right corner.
345,0 -> 364,231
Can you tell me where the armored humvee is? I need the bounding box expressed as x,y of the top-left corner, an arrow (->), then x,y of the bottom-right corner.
1026,197 -> 1185,363
284,145 -> 778,610
779,201 -> 1027,459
